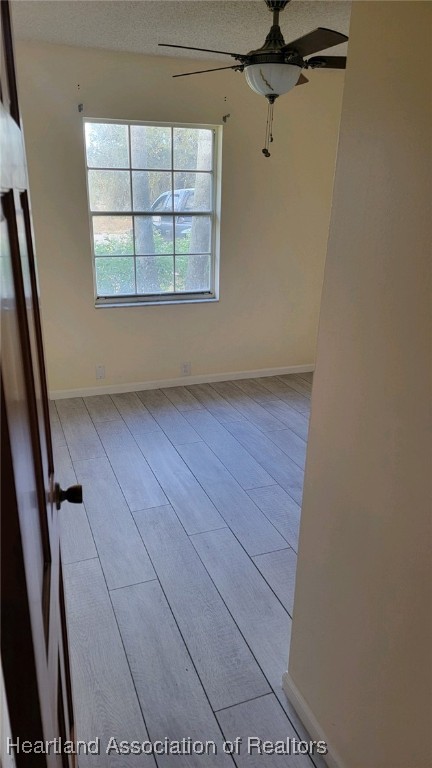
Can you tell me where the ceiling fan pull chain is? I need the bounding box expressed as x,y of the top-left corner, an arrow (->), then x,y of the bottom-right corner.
269,100 -> 274,143
262,98 -> 275,157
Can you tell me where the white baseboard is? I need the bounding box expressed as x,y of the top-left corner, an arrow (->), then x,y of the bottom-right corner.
282,672 -> 346,768
49,364 -> 314,400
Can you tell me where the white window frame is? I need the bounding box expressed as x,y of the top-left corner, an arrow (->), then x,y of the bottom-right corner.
83,118 -> 222,307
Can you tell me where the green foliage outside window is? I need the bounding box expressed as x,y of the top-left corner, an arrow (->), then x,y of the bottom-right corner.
95,232 -> 209,296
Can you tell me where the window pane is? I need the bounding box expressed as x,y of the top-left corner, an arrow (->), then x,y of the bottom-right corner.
131,125 -> 171,169
132,171 -> 172,211
175,254 -> 211,293
135,216 -> 173,255
88,170 -> 131,212
85,123 -> 129,168
175,216 -> 211,254
95,257 -> 135,296
174,173 -> 212,211
173,128 -> 213,171
93,216 -> 133,255
137,256 -> 174,294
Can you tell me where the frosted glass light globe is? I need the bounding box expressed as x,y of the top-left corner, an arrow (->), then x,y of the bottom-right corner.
245,63 -> 302,97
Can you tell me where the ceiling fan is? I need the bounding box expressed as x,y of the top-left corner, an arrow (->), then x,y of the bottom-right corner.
159,0 -> 348,156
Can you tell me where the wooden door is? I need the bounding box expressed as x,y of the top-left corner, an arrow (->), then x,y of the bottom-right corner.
1,3 -> 79,766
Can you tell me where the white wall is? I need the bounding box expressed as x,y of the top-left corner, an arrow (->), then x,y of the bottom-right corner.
15,40 -> 344,394
285,3 -> 432,768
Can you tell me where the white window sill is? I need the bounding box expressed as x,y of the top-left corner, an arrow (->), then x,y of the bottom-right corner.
95,296 -> 219,309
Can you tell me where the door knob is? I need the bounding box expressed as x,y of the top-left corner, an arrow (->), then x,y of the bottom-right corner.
53,482 -> 83,510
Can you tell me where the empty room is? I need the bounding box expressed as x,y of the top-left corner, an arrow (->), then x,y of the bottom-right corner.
1,2 -> 431,768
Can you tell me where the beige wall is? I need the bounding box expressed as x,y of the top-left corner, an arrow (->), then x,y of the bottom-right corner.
15,40 -> 344,394
286,3 -> 432,768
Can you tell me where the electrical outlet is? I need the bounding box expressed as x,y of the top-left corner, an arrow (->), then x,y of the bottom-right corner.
181,362 -> 192,376
96,365 -> 105,380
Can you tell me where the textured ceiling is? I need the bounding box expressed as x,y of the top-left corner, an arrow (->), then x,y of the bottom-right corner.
12,1 -> 351,60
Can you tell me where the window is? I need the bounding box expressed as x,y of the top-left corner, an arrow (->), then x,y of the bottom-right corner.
84,120 -> 221,306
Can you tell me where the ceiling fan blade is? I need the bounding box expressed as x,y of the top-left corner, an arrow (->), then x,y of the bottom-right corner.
159,43 -> 246,60
283,27 -> 348,57
295,73 -> 309,86
173,65 -> 243,78
308,56 -> 347,70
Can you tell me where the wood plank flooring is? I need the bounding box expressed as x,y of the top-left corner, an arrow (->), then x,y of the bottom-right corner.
63,558 -> 156,768
110,580 -> 234,768
55,374 -> 320,768
216,694 -> 312,768
133,505 -> 270,711
177,442 -> 287,556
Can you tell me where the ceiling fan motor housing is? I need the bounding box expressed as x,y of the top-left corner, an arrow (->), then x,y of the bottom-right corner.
245,50 -> 303,66
246,1 -> 304,66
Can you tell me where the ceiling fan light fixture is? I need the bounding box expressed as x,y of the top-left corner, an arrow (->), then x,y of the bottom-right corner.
244,63 -> 302,97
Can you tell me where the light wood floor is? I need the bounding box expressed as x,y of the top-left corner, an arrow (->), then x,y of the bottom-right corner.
53,373 -> 324,768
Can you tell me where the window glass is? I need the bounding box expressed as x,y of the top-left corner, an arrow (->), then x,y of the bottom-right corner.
84,121 -> 219,303
85,123 -> 129,168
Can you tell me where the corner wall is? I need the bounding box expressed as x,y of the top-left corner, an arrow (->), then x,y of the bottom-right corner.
286,4 -> 432,767
15,40 -> 344,394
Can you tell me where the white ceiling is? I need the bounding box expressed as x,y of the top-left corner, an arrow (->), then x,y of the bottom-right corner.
12,1 -> 351,60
